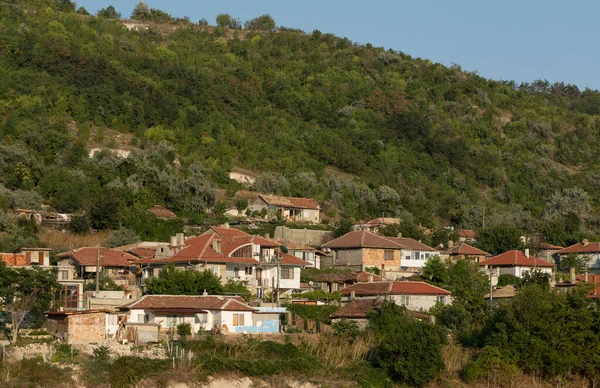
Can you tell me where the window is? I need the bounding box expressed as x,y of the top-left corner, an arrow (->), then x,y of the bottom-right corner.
207,265 -> 220,276
414,251 -> 421,260
226,266 -> 236,279
245,266 -> 253,275
425,253 -> 430,259
233,314 -> 245,326
436,296 -> 446,305
137,314 -> 145,323
59,270 -> 69,280
281,267 -> 294,279
166,315 -> 183,327
405,255 -> 411,262
107,314 -> 118,326
384,250 -> 394,260
398,295 -> 410,306
231,245 -> 252,258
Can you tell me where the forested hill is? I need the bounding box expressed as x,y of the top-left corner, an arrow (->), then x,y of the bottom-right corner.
2,0 -> 600,245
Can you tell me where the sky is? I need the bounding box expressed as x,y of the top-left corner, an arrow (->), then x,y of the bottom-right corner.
79,0 -> 600,90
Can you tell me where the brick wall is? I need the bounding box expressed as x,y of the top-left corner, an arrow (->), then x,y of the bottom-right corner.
67,313 -> 106,344
362,248 -> 401,270
0,253 -> 27,266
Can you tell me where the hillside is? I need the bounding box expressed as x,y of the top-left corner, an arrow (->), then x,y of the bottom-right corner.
2,0 -> 600,247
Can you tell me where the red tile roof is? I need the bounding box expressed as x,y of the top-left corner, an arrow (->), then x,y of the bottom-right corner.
340,281 -> 451,296
330,299 -> 383,319
478,250 -> 555,268
365,217 -> 401,227
535,242 -> 563,250
387,237 -> 437,251
445,242 -> 490,256
147,205 -> 177,219
258,194 -> 319,210
57,248 -> 135,267
119,295 -> 255,312
557,241 -> 600,254
322,230 -> 405,249
280,253 -> 312,266
459,229 -> 477,238
205,227 -> 249,243
313,271 -> 383,283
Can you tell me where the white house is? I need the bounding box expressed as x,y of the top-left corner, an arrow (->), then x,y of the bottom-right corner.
339,281 -> 451,312
118,295 -> 263,334
386,236 -> 440,271
479,250 -> 555,285
556,240 -> 600,272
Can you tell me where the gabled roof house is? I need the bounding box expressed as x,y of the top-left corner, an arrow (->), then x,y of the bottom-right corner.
249,194 -> 320,224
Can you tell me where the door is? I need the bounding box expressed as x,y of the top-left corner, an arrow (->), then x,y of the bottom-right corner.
255,268 -> 262,286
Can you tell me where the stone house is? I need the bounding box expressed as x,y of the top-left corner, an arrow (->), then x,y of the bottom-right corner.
46,310 -> 116,344
440,242 -> 491,263
249,194 -> 320,224
322,230 -> 404,277
312,271 -> 382,293
354,217 -> 401,233
458,229 -> 477,242
330,298 -> 384,329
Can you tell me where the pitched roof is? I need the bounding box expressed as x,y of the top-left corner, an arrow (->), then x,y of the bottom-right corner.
258,194 -> 319,210
557,241 -> 600,254
459,229 -> 477,238
330,299 -> 383,319
313,271 -> 382,283
119,295 -> 255,312
484,285 -> 516,299
387,237 -> 436,251
206,226 -> 249,243
279,253 -> 312,266
57,248 -> 135,267
147,205 -> 177,219
478,250 -> 555,268
535,242 -> 563,250
340,281 -> 451,296
365,217 -> 400,227
445,242 -> 490,256
322,230 -> 405,249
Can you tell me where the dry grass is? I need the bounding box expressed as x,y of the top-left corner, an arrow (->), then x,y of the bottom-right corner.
38,228 -> 110,250
301,333 -> 376,369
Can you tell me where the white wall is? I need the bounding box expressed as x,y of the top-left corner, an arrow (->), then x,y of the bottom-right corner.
401,250 -> 441,269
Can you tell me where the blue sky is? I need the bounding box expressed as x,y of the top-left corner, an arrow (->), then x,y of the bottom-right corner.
79,0 -> 600,90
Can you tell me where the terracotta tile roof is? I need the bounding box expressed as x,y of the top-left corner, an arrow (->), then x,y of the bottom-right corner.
147,205 -> 177,219
258,194 -> 320,210
119,295 -> 255,312
340,281 -> 451,296
0,253 -> 26,266
535,242 -> 563,250
459,229 -> 477,238
322,230 -> 405,249
205,227 -> 249,243
128,247 -> 157,259
57,248 -> 135,267
330,299 -> 383,319
445,242 -> 490,256
557,241 -> 600,254
478,250 -> 555,268
365,217 -> 401,227
387,237 -> 436,251
272,238 -> 314,250
313,271 -> 382,283
280,253 -> 312,266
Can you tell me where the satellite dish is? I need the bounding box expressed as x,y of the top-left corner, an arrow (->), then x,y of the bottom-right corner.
279,245 -> 288,254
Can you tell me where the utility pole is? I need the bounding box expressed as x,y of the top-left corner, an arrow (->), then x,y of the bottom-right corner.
489,267 -> 494,309
482,204 -> 486,229
95,244 -> 101,295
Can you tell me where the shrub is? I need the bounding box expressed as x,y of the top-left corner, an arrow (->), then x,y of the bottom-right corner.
92,345 -> 111,362
177,322 -> 192,337
68,215 -> 91,235
52,344 -> 80,363
497,273 -> 519,287
460,346 -> 520,386
332,319 -> 360,338
109,357 -> 171,387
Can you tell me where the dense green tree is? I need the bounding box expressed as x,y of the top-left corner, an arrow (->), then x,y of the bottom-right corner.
476,225 -> 524,255
244,14 -> 276,31
144,264 -> 224,295
97,5 -> 121,19
421,256 -> 449,286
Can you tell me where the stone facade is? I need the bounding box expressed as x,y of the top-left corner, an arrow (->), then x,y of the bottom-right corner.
333,248 -> 402,272
46,312 -> 107,344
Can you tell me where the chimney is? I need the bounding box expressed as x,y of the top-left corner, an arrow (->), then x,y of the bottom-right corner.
176,233 -> 185,247
570,267 -> 576,285
524,248 -> 529,258
368,273 -> 373,283
170,236 -> 177,247
203,289 -> 208,296
264,233 -> 270,239
582,239 -> 589,247
350,290 -> 356,300
585,272 -> 589,282
212,239 -> 222,254
397,233 -> 402,238
448,240 -> 454,248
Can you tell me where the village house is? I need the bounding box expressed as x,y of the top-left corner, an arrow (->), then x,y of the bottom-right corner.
147,205 -> 177,220
386,235 -> 440,272
322,230 -> 405,277
440,242 -> 491,263
354,217 -> 401,233
479,250 -> 555,284
340,281 -> 452,312
458,229 -> 477,243
330,298 -> 384,329
533,242 -> 563,264
273,238 -> 319,268
134,226 -> 311,299
56,247 -> 138,286
556,240 -> 600,272
249,194 -> 320,224
118,295 -> 281,334
0,248 -> 85,310
312,270 -> 382,293
554,272 -> 600,299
